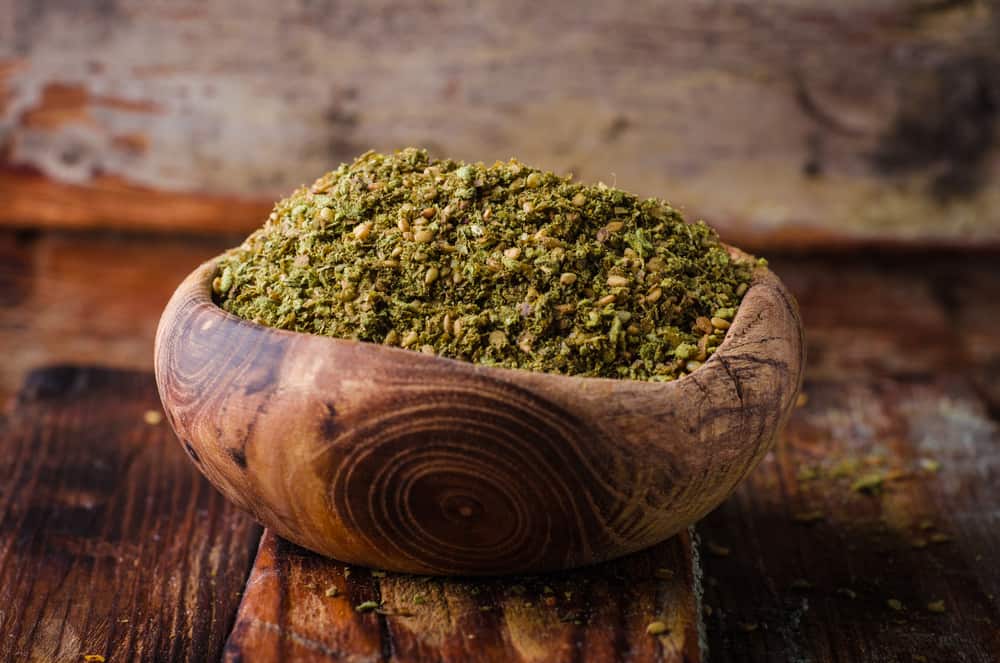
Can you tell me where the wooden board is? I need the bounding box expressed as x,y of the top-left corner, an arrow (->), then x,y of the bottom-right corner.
698,374 -> 1000,663
1,2 -> 999,246
0,366 -> 262,662
224,530 -> 703,663
696,252 -> 1000,662
0,229 -> 231,409
2,228 -> 1000,660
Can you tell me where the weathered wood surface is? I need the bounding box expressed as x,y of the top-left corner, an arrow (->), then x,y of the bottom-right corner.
225,529 -> 703,663
154,253 -> 802,575
700,375 -> 1000,663
1,2 -> 998,246
698,254 -> 1000,662
0,366 -> 262,662
0,230 -> 231,409
2,228 -> 1000,659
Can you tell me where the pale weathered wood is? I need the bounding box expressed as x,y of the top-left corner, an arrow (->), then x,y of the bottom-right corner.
154,252 -> 803,575
225,528 -> 703,663
0,366 -> 263,662
1,1 -> 998,245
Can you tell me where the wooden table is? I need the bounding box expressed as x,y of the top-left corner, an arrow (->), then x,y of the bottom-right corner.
2,229 -> 998,661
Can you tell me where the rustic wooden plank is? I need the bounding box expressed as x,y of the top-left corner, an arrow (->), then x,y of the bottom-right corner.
1,1 -> 998,245
224,529 -> 703,662
0,168 -> 270,234
0,366 -> 263,662
695,253 -> 1000,661
0,229 -> 231,410
3,229 -> 1000,659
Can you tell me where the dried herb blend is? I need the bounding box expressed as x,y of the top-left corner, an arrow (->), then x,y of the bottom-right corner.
215,148 -> 759,380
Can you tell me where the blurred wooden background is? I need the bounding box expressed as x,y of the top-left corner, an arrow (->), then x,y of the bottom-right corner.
1,0 -> 998,247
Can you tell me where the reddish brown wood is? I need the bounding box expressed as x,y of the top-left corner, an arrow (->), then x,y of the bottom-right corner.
225,528 -> 703,662
696,252 -> 1000,662
4,227 -> 1000,659
154,254 -> 803,575
0,167 -> 270,234
0,366 -> 263,662
0,230 -> 231,410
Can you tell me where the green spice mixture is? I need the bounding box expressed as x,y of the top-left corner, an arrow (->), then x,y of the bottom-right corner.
214,148 -> 760,380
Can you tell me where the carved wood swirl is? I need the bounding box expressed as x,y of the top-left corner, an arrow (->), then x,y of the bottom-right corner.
155,253 -> 804,575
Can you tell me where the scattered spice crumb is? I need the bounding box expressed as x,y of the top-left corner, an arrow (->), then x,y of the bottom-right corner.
792,510 -> 824,524
790,578 -> 814,591
912,656 -> 928,663
796,466 -> 818,482
324,586 -> 340,597
851,472 -> 885,494
413,594 -> 426,605
703,604 -> 713,616
911,538 -> 928,549
796,392 -> 809,408
543,596 -> 557,607
371,570 -> 386,578
929,533 -> 952,544
143,410 -> 162,425
836,587 -> 857,599
887,598 -> 903,611
706,541 -> 731,557
646,620 -> 669,636
737,622 -> 759,633
558,610 -> 586,624
919,458 -> 941,473
918,519 -> 935,530
83,656 -> 106,663
479,605 -> 493,612
830,457 -> 860,478
654,568 -> 675,580
355,600 -> 379,612
927,600 -> 946,613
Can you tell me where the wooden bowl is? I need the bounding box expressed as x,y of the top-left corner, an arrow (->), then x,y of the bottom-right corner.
155,254 -> 804,575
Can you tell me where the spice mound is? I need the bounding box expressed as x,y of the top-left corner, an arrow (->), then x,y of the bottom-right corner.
215,148 -> 758,381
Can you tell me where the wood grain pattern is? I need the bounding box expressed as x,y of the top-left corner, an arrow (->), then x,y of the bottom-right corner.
0,366 -> 262,662
698,375 -> 1000,663
0,167 -> 270,234
225,528 -> 703,663
0,229 -> 232,410
3,227 -> 1000,659
696,253 -> 1000,662
154,255 -> 803,575
1,1 -> 998,245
